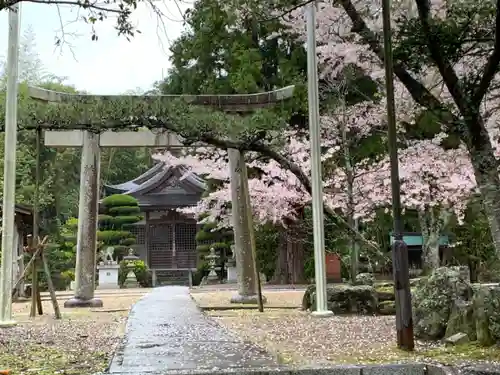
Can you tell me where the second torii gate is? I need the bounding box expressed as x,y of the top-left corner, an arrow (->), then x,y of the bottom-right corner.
28,85 -> 295,308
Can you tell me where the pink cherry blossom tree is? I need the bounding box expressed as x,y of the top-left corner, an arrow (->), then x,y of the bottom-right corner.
276,0 -> 498,263
284,0 -> 500,255
355,137 -> 477,269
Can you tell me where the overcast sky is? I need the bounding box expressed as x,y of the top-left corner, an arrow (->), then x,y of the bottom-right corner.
0,1 -> 192,94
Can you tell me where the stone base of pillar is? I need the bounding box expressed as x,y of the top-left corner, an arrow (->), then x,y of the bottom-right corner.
64,297 -> 103,308
230,294 -> 267,304
0,319 -> 17,327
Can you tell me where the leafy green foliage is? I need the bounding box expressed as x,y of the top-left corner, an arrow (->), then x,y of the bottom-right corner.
98,194 -> 142,261
254,223 -> 280,279
40,217 -> 79,290
101,194 -> 140,208
97,230 -> 132,243
108,205 -> 141,215
394,1 -> 496,75
195,217 -> 233,264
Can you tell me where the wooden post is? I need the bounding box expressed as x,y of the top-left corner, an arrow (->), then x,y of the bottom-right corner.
381,0 -> 414,350
12,245 -> 41,295
15,224 -> 24,298
30,129 -> 41,318
29,258 -> 38,317
36,286 -> 43,315
41,250 -> 61,319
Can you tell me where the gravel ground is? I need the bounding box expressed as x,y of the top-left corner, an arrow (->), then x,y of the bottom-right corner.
198,291 -> 500,366
191,290 -> 304,308
0,293 -> 146,375
207,309 -> 398,364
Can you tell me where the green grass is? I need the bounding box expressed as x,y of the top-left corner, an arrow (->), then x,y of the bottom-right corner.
0,344 -> 109,375
325,342 -> 500,365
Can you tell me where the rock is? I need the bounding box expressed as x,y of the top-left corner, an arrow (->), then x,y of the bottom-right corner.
412,266 -> 473,340
472,284 -> 500,346
410,277 -> 423,287
378,300 -> 396,315
301,284 -> 315,310
355,273 -> 375,286
445,301 -> 476,341
304,284 -> 378,314
375,286 -> 395,302
444,332 -> 469,346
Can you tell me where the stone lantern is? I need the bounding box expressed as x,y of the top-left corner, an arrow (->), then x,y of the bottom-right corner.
123,248 -> 139,288
206,247 -> 220,284
226,244 -> 237,283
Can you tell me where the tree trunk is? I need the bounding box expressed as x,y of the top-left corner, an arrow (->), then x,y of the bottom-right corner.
419,209 -> 440,271
473,169 -> 500,259
340,107 -> 358,281
463,115 -> 500,260
271,230 -> 288,284
424,232 -> 440,271
287,234 -> 306,284
419,208 -> 451,272
271,223 -> 307,284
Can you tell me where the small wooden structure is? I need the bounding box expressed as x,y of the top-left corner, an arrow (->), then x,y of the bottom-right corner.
102,161 -> 207,286
389,232 -> 450,269
325,253 -> 341,282
0,204 -> 33,297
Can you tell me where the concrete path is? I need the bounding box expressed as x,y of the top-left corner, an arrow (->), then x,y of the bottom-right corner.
108,286 -> 281,374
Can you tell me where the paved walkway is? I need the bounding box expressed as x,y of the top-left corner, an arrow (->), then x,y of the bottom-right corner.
108,286 -> 281,374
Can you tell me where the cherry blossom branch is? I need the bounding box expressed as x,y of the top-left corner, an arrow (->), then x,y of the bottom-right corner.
472,0 -> 500,107
415,0 -> 470,116
238,141 -> 380,252
258,0 -> 315,22
338,0 -> 458,122
0,0 -> 122,14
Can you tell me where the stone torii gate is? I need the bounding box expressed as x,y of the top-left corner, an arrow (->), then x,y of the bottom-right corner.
27,85 -> 295,308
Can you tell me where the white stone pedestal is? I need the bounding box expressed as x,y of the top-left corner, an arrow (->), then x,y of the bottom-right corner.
227,266 -> 238,283
97,264 -> 120,290
69,280 -> 76,291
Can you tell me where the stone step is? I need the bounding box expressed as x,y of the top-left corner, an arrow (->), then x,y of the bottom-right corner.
153,270 -> 190,287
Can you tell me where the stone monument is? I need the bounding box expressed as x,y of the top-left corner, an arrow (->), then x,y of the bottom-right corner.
226,244 -> 238,283
123,248 -> 139,288
97,246 -> 120,290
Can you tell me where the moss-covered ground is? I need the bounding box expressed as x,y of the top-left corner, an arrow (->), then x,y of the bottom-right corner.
0,292 -> 146,375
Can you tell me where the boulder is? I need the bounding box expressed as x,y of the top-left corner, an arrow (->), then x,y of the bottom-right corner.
444,332 -> 469,346
412,266 -> 472,340
472,284 -> 500,346
445,300 -> 476,341
355,272 -> 375,286
378,300 -> 396,315
375,285 -> 395,302
301,285 -> 315,310
303,284 -> 378,314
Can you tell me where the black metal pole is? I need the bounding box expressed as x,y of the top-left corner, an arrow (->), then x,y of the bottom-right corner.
381,0 -> 415,351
